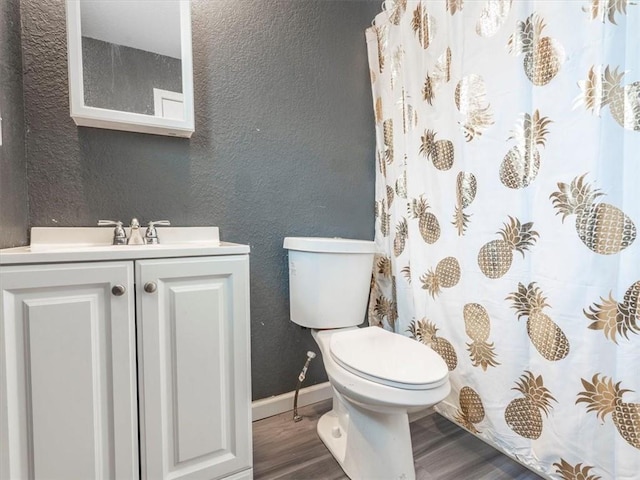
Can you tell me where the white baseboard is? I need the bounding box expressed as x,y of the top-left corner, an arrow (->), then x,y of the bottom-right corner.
252,382 -> 332,421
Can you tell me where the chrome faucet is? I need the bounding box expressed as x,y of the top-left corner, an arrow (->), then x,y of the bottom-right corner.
127,218 -> 145,245
99,218 -> 170,245
144,220 -> 171,244
98,220 -> 127,245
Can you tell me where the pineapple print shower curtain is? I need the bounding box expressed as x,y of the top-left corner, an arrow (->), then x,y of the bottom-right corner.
366,1 -> 639,478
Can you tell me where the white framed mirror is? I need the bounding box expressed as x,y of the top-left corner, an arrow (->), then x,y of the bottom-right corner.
66,0 -> 194,138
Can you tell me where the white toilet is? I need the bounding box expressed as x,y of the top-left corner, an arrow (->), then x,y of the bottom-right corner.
284,237 -> 450,480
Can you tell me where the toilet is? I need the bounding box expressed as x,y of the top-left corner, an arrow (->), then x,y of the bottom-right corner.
283,237 -> 450,480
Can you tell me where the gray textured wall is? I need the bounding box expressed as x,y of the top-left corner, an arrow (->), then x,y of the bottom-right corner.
0,0 -> 28,248
20,0 -> 378,399
82,37 -> 182,115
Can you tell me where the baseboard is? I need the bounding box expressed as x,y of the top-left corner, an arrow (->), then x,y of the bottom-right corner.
252,382 -> 332,421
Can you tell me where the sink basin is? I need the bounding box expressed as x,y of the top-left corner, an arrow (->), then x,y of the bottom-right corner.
0,227 -> 250,265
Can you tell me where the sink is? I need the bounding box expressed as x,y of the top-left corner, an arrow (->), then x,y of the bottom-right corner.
0,227 -> 250,265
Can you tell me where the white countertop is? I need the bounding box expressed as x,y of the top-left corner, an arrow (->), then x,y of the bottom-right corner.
0,227 -> 250,265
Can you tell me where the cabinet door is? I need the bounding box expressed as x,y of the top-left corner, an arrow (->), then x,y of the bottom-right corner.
137,255 -> 252,480
0,262 -> 138,480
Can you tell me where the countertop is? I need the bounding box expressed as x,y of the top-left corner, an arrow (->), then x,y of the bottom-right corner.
0,227 -> 250,265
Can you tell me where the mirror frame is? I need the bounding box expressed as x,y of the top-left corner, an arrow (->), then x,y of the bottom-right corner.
65,0 -> 195,138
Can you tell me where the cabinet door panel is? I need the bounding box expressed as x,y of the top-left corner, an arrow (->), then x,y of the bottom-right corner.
173,284 -> 226,462
137,256 -> 251,480
0,262 -> 138,480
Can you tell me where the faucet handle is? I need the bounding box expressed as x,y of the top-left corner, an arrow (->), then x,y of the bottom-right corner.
148,220 -> 171,227
144,220 -> 171,245
98,220 -> 127,245
98,219 -> 121,226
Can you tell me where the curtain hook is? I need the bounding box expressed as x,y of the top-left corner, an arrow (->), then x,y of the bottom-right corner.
372,1 -> 388,27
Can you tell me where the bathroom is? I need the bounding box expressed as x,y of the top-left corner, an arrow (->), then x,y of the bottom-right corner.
1,0 -> 638,479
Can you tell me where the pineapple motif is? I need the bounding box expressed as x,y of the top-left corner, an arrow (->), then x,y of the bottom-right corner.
504,371 -> 556,439
397,89 -> 418,133
387,0 -> 407,25
386,185 -> 395,208
452,171 -> 477,235
375,199 -> 390,236
377,150 -> 386,177
583,0 -> 633,24
476,0 -> 512,37
383,119 -> 394,164
382,203 -> 390,236
373,293 -> 398,330
374,97 -> 383,124
422,79 -> 434,107
393,217 -> 409,257
446,0 -> 464,15
584,280 -> 640,343
553,459 -> 602,480
455,75 -> 494,141
409,196 -> 441,244
507,282 -> 570,361
376,256 -> 392,278
423,47 -> 452,105
577,374 -> 640,450
463,303 -> 499,370
420,256 -> 461,298
390,46 -> 404,91
500,110 -> 552,189
373,24 -> 388,74
454,386 -> 485,433
401,264 -> 411,283
577,65 -> 640,131
411,2 -> 436,50
407,318 -> 458,370
477,216 -> 538,279
419,130 -> 454,171
550,173 -> 637,254
438,47 -> 452,82
508,13 -> 565,86
395,169 -> 408,199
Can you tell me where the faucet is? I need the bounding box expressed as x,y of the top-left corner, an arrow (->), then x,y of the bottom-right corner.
98,220 -> 127,245
99,218 -> 170,245
144,220 -> 171,244
127,218 -> 145,245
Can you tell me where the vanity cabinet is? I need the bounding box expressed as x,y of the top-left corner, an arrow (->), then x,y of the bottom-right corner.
1,252 -> 252,480
136,256 -> 252,480
0,262 -> 138,480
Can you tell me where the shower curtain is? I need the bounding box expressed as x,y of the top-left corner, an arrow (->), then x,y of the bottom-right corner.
366,1 -> 639,478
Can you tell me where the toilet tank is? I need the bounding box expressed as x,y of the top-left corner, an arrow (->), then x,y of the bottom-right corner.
283,237 -> 376,329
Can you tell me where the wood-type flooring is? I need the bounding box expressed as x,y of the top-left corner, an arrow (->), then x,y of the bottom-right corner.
253,399 -> 543,480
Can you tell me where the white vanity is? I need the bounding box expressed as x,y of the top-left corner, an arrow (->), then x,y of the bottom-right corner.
0,227 -> 252,480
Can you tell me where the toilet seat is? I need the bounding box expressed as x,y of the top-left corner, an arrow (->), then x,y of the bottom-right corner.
329,327 -> 448,390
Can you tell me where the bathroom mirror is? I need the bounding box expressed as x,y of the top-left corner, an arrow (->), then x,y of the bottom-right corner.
66,0 -> 194,138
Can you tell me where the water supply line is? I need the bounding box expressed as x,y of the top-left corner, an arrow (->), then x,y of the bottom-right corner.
293,351 -> 316,422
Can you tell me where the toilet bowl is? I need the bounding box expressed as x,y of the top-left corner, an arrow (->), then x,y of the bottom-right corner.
284,237 -> 451,480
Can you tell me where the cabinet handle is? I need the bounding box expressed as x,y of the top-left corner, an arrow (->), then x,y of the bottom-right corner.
144,282 -> 157,293
111,285 -> 126,296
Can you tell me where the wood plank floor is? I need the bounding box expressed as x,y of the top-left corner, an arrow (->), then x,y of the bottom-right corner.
253,399 -> 543,480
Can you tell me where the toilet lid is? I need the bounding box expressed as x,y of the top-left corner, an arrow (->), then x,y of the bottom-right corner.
329,327 -> 448,390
